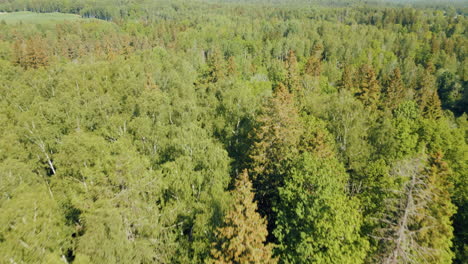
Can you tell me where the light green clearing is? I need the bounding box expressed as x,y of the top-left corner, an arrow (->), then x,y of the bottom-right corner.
0,11 -> 81,25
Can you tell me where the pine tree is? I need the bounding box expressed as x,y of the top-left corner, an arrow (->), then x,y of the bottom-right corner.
426,60 -> 436,74
299,115 -> 335,159
12,36 -> 48,69
303,42 -> 323,77
211,170 -> 276,264
358,64 -> 381,108
384,67 -> 406,111
417,70 -> 433,109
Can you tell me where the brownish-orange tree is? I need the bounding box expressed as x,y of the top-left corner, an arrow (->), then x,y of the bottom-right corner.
227,56 -> 238,78
207,47 -> 226,83
304,42 -> 323,77
358,64 -> 381,109
13,36 -> 49,69
211,170 -> 276,264
339,64 -> 356,92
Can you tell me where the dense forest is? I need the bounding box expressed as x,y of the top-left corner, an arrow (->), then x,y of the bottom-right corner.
0,0 -> 466,263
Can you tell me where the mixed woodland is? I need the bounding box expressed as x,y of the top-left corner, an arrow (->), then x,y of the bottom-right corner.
0,0 -> 467,263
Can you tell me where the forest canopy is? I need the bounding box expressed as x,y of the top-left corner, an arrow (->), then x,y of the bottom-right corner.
0,0 -> 466,263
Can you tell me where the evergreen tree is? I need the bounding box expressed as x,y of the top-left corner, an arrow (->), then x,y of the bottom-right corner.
424,89 -> 443,119
248,83 -> 302,238
206,48 -> 226,83
274,152 -> 369,263
339,64 -> 356,92
304,41 -> 323,78
24,36 -> 49,69
12,36 -> 49,69
384,67 -> 406,111
227,56 -> 238,78
304,56 -> 321,77
12,37 -> 25,67
417,70 -> 442,119
284,50 -> 300,95
414,151 -> 456,264
358,64 -> 381,109
210,170 -> 276,264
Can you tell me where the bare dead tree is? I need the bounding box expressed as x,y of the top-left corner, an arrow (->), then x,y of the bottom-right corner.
25,122 -> 56,175
376,156 -> 440,264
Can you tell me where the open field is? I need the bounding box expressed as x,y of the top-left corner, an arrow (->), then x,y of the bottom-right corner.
0,11 -> 81,24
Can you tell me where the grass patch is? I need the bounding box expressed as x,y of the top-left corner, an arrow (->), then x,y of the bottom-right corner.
0,11 -> 81,25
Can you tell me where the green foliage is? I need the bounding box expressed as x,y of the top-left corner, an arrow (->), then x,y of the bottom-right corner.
0,160 -> 71,263
274,153 -> 369,264
0,1 -> 466,263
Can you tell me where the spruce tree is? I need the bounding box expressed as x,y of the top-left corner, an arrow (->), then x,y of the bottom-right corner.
304,56 -> 321,77
284,50 -> 300,95
417,70 -> 442,119
24,37 -> 49,69
358,64 -> 381,109
274,152 -> 369,263
248,83 -> 302,238
414,152 -> 456,264
12,38 -> 25,67
384,67 -> 406,111
211,170 -> 276,264
227,56 -> 238,78
423,89 -> 443,119
207,48 -> 226,83
339,64 -> 356,92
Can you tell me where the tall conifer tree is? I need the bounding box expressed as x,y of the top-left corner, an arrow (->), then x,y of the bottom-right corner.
339,64 -> 356,92
358,64 -> 381,109
211,170 -> 276,264
248,83 -> 302,237
384,67 -> 406,111
285,50 -> 300,95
